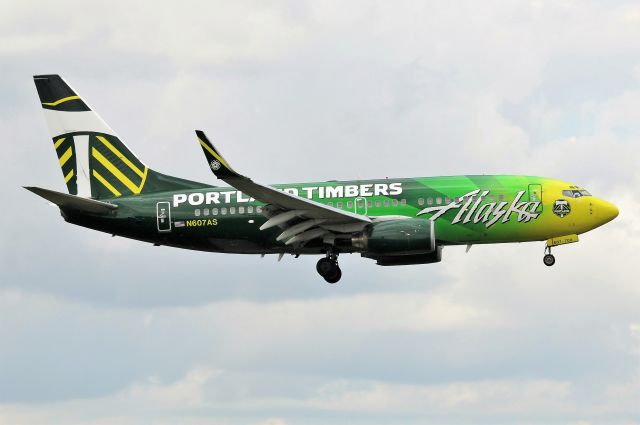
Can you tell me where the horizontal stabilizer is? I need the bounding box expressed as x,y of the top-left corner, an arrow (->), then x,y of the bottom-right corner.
24,186 -> 117,214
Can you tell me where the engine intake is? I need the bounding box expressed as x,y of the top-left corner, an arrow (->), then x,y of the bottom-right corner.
352,219 -> 435,256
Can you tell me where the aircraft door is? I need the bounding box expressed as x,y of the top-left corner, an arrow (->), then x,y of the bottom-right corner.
354,196 -> 368,216
156,201 -> 172,232
528,184 -> 543,211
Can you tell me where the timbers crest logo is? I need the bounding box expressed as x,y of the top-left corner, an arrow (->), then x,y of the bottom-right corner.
553,199 -> 571,218
209,160 -> 221,171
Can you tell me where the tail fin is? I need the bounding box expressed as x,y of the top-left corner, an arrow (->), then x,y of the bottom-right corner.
33,74 -> 209,199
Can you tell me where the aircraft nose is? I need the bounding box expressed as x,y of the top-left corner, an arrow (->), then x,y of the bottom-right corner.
596,198 -> 619,225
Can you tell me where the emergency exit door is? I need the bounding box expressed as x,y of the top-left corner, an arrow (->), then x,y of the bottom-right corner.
354,197 -> 368,215
528,184 -> 543,211
156,202 -> 172,232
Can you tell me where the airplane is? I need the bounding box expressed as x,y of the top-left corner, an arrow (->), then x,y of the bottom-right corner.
26,74 -> 619,283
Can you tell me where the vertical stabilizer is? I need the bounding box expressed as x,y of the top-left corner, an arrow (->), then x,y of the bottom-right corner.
33,75 -> 209,199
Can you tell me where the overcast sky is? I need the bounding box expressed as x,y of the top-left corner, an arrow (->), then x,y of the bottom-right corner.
1,1 -> 640,424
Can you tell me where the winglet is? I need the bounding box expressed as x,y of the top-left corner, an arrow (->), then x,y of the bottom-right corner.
195,130 -> 239,180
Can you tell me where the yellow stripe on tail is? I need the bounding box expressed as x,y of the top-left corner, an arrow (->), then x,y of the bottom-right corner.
92,170 -> 122,197
96,135 -> 145,178
58,147 -> 73,167
64,169 -> 74,183
42,95 -> 81,107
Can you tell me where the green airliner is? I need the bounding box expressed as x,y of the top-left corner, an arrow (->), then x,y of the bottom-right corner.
26,75 -> 619,283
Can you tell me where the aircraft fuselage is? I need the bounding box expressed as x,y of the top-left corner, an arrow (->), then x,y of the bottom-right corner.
61,174 -> 618,255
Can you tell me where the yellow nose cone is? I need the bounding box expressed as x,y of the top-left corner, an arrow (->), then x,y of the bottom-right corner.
598,198 -> 619,225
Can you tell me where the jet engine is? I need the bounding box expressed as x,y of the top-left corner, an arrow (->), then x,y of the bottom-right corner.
351,219 -> 442,265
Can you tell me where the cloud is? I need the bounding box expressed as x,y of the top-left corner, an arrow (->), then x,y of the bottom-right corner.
308,378 -> 573,413
0,287 -> 505,404
2,367 -> 637,424
107,2 -> 309,66
124,367 -> 221,408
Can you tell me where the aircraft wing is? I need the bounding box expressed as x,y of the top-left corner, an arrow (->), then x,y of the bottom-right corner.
195,130 -> 370,246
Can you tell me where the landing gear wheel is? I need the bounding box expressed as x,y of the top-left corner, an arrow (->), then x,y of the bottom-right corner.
316,256 -> 342,283
324,267 -> 342,284
543,254 -> 556,267
316,258 -> 336,276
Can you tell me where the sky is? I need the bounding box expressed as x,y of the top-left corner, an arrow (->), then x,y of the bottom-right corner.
1,0 -> 640,424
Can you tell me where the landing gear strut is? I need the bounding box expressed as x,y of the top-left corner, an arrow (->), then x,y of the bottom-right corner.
543,245 -> 556,267
316,251 -> 341,283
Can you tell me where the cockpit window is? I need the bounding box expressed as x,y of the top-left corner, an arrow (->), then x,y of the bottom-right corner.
562,189 -> 591,198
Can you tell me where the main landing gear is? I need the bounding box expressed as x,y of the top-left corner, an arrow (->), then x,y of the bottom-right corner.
316,252 -> 342,283
543,245 -> 556,267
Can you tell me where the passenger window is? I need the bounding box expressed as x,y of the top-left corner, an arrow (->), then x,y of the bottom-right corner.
489,194 -> 495,203
247,206 -> 253,214
347,201 -> 353,209
367,200 -> 373,208
392,199 -> 398,207
221,208 -> 227,215
230,207 -> 236,214
328,201 -> 333,207
418,197 -> 424,206
445,197 -> 450,204
384,200 -> 390,207
427,198 -> 433,206
436,197 -> 442,205
256,206 -> 262,213
195,209 -> 201,217
203,208 -> 209,216
239,206 -> 245,214
499,194 -> 505,202
336,202 -> 343,208
375,200 -> 381,207
400,199 -> 406,205
212,208 -> 218,215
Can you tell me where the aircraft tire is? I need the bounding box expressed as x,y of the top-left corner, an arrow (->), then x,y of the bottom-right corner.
543,254 -> 556,267
316,258 -> 335,276
324,267 -> 342,284
317,258 -> 341,283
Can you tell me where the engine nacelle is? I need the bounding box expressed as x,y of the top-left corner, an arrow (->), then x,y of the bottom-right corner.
366,246 -> 443,266
352,219 -> 436,256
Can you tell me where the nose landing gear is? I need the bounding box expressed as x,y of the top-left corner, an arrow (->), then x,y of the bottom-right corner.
316,252 -> 342,283
543,234 -> 579,267
543,246 -> 556,267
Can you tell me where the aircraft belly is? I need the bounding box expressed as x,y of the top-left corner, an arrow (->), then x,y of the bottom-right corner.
434,219 -> 550,245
